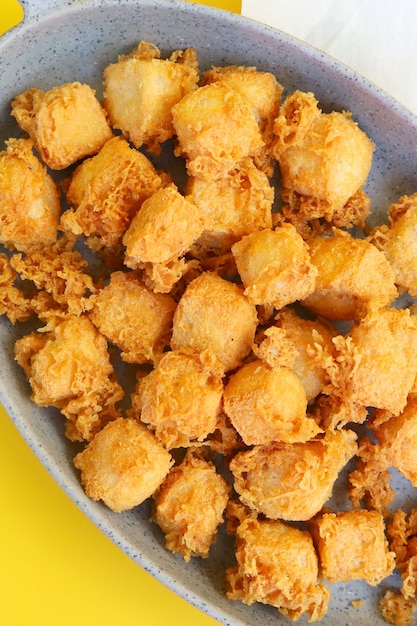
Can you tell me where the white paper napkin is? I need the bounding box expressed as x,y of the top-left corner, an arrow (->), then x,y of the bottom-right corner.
241,0 -> 417,116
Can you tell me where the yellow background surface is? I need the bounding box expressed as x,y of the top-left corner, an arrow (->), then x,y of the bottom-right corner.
0,1 -> 240,626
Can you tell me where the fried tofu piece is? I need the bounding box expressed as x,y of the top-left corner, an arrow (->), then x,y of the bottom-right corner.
152,449 -> 230,561
369,193 -> 417,297
171,272 -> 258,373
203,65 -> 283,176
11,83 -> 113,170
186,156 -> 274,258
387,509 -> 417,605
131,348 -> 223,449
230,429 -> 357,521
254,308 -> 337,402
223,359 -> 321,446
61,136 -> 163,252
103,41 -> 199,155
379,590 -> 417,626
74,417 -> 173,512
0,253 -> 34,323
325,308 -> 417,416
226,510 -> 330,622
231,224 -> 317,309
273,91 -> 374,232
89,270 -> 176,364
348,435 -> 395,511
310,509 -> 395,586
172,82 -> 264,180
10,235 -> 96,318
0,138 -> 60,252
302,229 -> 398,321
14,315 -> 124,442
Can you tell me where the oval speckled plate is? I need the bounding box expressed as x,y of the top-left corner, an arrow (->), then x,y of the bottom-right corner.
1,1 -> 417,625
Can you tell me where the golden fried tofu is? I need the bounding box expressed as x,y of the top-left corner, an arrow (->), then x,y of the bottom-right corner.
302,229 -> 398,320
231,224 -> 317,309
89,270 -> 176,364
204,65 -> 283,176
226,512 -> 330,622
387,508 -> 417,605
369,193 -> 417,297
326,308 -> 417,415
10,235 -> 96,318
310,509 -> 395,586
0,253 -> 34,323
223,359 -> 321,446
14,315 -> 124,442
172,82 -> 264,180
11,83 -> 113,170
152,449 -> 230,561
186,156 -> 274,258
103,41 -> 199,155
254,308 -> 337,402
0,138 -> 60,252
273,90 -> 374,231
61,136 -> 163,251
171,271 -> 258,373
230,429 -> 357,521
131,348 -> 223,449
74,417 -> 173,512
348,435 -> 394,511
379,590 -> 417,626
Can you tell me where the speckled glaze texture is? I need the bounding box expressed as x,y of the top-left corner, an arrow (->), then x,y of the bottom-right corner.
1,2 -> 417,625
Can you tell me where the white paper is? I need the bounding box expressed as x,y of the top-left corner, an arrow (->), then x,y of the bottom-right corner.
241,0 -> 417,116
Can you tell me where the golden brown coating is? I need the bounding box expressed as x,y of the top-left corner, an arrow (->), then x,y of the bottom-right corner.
379,590 -> 417,626
348,435 -> 394,511
386,509 -> 417,612
0,138 -> 60,253
74,417 -> 173,512
152,449 -> 230,561
231,224 -> 317,309
172,81 -> 264,180
203,64 -> 283,176
132,348 -> 224,449
10,235 -> 96,318
226,511 -> 330,622
89,270 -> 176,364
230,429 -> 357,521
171,271 -> 258,373
14,315 -> 124,442
273,90 -> 374,232
369,193 -> 417,297
0,253 -> 34,324
302,229 -> 398,321
11,83 -> 113,170
61,136 -> 163,252
223,359 -> 321,446
186,156 -> 274,258
103,41 -> 199,155
310,509 -> 395,586
325,308 -> 417,416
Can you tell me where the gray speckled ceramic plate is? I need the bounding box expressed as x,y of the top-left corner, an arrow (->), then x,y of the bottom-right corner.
1,1 -> 417,625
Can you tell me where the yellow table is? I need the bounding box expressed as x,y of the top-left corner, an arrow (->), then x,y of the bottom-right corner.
0,2 -> 239,625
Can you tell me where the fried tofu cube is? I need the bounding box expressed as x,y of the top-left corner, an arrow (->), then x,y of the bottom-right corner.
0,138 -> 60,252
231,224 -> 317,309
310,509 -> 395,585
273,90 -> 374,230
223,359 -> 321,446
302,229 -> 398,320
74,417 -> 173,512
170,271 -> 258,373
11,83 -> 113,169
152,449 -> 230,560
226,512 -> 330,622
14,315 -> 124,442
186,156 -> 274,257
132,348 -> 224,449
61,136 -> 163,251
103,41 -> 199,154
230,429 -> 357,521
89,271 -> 176,364
369,193 -> 417,297
172,82 -> 264,180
